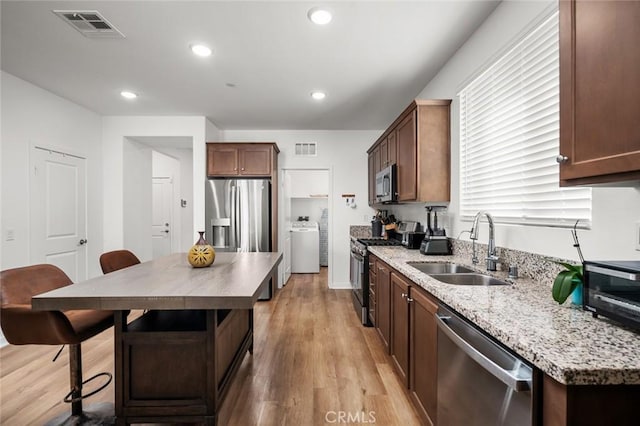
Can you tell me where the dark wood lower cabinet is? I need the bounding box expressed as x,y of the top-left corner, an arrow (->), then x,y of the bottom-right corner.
409,287 -> 438,426
114,309 -> 252,425
381,267 -> 438,425
390,272 -> 410,386
543,374 -> 640,426
375,262 -> 391,353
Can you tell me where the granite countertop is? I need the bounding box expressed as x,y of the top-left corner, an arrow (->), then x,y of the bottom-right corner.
368,246 -> 640,386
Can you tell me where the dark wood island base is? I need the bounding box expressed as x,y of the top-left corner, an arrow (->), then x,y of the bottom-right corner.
114,308 -> 253,425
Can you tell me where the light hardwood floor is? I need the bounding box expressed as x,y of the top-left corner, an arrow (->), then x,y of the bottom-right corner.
1,268 -> 422,425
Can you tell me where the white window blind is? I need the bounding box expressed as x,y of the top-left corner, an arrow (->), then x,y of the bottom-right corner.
459,11 -> 591,227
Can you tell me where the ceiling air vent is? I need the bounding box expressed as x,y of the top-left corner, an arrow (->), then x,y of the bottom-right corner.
295,142 -> 317,157
53,10 -> 125,38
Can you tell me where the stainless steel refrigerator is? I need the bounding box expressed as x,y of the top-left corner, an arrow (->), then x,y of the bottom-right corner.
205,179 -> 272,299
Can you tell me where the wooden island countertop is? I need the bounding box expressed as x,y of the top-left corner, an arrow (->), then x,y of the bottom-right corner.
32,252 -> 282,311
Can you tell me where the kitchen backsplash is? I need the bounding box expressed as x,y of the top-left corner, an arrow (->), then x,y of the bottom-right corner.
451,239 -> 568,287
350,223 -> 570,287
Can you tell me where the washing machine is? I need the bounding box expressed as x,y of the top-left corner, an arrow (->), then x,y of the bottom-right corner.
290,221 -> 320,273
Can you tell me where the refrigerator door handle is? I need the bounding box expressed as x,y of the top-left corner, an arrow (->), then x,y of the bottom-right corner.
229,184 -> 237,251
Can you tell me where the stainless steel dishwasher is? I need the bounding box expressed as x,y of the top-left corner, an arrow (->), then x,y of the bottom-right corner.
436,305 -> 535,426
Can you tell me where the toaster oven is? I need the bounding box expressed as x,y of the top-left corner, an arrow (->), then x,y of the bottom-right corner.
583,260 -> 640,331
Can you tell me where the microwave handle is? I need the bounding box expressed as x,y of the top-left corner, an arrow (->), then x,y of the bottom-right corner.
585,265 -> 640,281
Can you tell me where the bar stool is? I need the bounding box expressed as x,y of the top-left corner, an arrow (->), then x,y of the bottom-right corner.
99,250 -> 140,274
0,264 -> 115,424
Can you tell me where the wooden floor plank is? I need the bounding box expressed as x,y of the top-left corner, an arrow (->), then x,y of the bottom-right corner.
1,267 -> 421,425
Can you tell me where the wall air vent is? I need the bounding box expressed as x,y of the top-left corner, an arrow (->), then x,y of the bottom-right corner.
294,142 -> 317,157
53,10 -> 125,38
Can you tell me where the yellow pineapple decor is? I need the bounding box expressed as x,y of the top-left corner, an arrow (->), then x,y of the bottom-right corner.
188,232 -> 216,267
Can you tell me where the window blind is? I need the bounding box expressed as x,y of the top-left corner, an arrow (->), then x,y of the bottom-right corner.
459,11 -> 591,227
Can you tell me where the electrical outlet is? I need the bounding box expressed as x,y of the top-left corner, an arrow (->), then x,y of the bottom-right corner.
636,222 -> 640,251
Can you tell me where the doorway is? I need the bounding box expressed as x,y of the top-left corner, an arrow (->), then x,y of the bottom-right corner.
30,147 -> 87,282
281,168 -> 331,286
123,136 -> 192,260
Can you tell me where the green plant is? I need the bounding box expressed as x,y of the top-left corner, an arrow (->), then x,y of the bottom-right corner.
551,261 -> 583,304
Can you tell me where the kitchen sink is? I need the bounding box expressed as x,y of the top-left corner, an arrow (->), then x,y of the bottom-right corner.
407,262 -> 475,274
428,273 -> 511,286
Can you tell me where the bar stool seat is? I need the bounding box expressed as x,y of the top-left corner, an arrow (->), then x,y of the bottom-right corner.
0,264 -> 116,425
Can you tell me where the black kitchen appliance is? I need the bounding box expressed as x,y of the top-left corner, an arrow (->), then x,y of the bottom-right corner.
375,164 -> 397,204
420,207 -> 452,255
350,237 -> 402,326
404,232 -> 426,249
584,260 -> 640,331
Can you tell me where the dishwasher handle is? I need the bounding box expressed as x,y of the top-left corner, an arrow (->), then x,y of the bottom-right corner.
436,313 -> 531,392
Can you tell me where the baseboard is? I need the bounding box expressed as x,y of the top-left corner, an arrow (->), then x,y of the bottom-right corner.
329,281 -> 352,290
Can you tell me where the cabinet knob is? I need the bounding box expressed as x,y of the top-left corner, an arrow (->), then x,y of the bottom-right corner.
234,167 -> 237,171
241,168 -> 245,171
556,155 -> 569,164
406,297 -> 414,303
401,293 -> 407,299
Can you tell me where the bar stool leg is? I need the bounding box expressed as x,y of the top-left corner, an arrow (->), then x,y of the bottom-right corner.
69,344 -> 83,416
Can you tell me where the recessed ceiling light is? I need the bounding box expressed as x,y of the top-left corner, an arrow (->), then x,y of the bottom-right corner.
311,91 -> 326,100
120,90 -> 137,99
308,8 -> 332,25
190,44 -> 212,57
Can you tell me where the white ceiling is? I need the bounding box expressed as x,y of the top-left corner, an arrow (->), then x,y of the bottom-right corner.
1,1 -> 500,130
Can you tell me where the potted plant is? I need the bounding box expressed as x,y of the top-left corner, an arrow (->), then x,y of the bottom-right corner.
551,261 -> 583,304
551,220 -> 585,305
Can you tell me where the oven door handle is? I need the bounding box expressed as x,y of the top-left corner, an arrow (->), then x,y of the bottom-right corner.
350,250 -> 364,262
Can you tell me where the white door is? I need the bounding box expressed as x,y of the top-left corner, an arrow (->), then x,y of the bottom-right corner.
152,177 -> 172,258
283,171 -> 292,285
30,147 -> 87,282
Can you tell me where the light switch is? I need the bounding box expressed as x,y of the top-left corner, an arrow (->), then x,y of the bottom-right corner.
6,229 -> 15,241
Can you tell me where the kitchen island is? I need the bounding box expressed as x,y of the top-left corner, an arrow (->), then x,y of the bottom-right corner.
368,245 -> 640,425
32,252 -> 282,426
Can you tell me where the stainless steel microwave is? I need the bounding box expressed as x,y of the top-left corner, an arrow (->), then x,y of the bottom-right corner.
375,164 -> 397,204
584,260 -> 640,331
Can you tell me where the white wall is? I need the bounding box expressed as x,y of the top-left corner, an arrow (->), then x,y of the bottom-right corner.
222,130 -> 379,288
123,138 -> 153,260
102,116 -> 218,254
390,0 -> 640,262
1,72 -> 104,277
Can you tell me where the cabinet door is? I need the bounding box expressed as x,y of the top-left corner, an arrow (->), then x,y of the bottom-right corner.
373,146 -> 382,174
409,287 -> 438,426
380,139 -> 389,169
368,152 -> 376,206
390,272 -> 410,387
207,145 -> 239,176
375,262 -> 391,353
369,256 -> 377,326
396,111 -> 417,200
387,132 -> 397,167
559,0 -> 640,185
239,145 -> 272,176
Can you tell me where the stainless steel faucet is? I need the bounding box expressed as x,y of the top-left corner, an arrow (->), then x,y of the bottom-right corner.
469,211 -> 499,271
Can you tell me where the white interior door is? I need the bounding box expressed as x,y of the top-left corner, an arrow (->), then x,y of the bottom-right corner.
30,147 -> 87,282
283,171 -> 292,285
152,177 -> 172,258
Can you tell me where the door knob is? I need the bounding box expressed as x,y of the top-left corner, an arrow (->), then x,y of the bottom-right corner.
163,230 -> 169,233
556,155 -> 569,163
79,239 -> 88,245
165,223 -> 169,226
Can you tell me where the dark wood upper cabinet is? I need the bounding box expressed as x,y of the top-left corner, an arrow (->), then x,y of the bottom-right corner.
367,99 -> 451,205
396,112 -> 417,201
206,143 -> 278,178
368,153 -> 376,206
559,0 -> 640,186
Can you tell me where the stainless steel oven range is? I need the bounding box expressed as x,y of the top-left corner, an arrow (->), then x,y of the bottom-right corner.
349,237 -> 401,326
